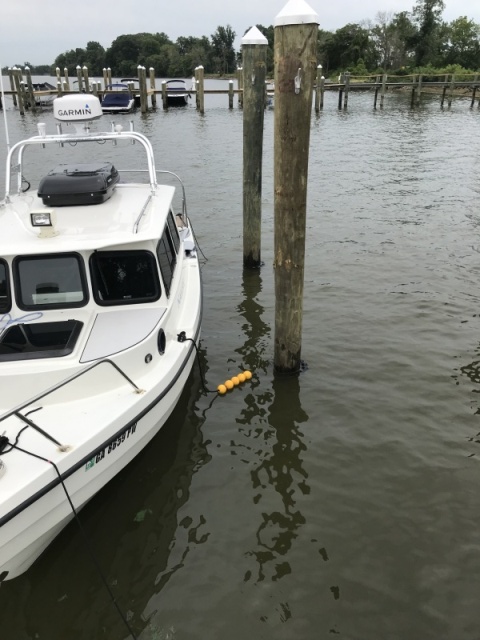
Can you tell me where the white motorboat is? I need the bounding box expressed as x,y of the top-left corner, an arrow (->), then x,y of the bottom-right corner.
100,83 -> 135,113
165,79 -> 191,106
0,93 -> 202,581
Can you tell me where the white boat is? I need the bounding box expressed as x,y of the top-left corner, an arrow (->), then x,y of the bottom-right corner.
0,93 -> 202,582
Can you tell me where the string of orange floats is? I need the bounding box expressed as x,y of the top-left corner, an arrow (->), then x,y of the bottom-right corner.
217,370 -> 252,395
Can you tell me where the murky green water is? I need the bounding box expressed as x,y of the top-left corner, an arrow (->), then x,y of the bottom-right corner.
2,81 -> 480,640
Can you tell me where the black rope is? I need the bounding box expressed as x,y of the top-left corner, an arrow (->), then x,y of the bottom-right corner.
6,441 -> 138,640
177,332 -> 217,394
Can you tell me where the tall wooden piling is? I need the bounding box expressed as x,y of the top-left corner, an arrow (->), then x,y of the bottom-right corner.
343,71 -> 350,109
161,80 -> 168,110
196,66 -> 205,114
12,69 -> 25,114
242,26 -> 268,269
237,67 -> 244,108
8,69 -> 17,107
82,66 -> 90,92
314,64 -> 322,113
76,66 -> 83,92
416,73 -> 423,106
103,68 -> 108,91
149,67 -> 157,108
64,68 -> 70,91
471,74 -> 477,108
273,0 -> 319,374
380,73 -> 387,109
138,66 -> 148,112
228,80 -> 234,109
338,74 -> 343,110
24,67 -> 36,113
448,74 -> 455,108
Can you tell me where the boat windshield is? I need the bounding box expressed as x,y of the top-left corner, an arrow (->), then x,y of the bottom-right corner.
14,253 -> 88,310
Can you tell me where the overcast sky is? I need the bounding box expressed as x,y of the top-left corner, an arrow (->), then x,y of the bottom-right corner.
1,0 -> 479,66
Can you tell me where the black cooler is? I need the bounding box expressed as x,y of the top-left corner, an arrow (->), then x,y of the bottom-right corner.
38,162 -> 120,206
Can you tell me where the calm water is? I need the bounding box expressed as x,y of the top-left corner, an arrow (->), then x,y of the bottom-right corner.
1,81 -> 480,640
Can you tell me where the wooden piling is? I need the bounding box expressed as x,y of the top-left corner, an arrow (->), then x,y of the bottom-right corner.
380,73 -> 387,109
8,69 -> 17,107
64,68 -> 70,91
410,75 -> 416,109
24,67 -> 36,113
76,66 -> 83,92
343,71 -> 350,109
149,67 -> 157,108
242,26 -> 268,269
228,80 -> 234,109
314,64 -> 322,113
103,68 -> 108,91
338,73 -> 343,110
273,0 -> 318,374
161,80 -> 168,110
440,74 -> 448,108
196,66 -> 205,114
448,74 -> 455,108
416,73 -> 423,106
12,69 -> 25,114
471,74 -> 477,109
138,66 -> 147,113
56,81 -> 62,97
82,66 -> 90,92
237,67 -> 244,108
55,67 -> 61,86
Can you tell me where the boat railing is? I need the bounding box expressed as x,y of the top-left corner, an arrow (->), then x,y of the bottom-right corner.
2,129 -> 159,203
0,358 -> 141,425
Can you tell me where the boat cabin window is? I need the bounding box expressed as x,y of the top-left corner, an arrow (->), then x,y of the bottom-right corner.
157,224 -> 177,297
0,260 -> 11,313
14,254 -> 88,310
90,250 -> 160,305
0,320 -> 83,361
167,210 -> 181,253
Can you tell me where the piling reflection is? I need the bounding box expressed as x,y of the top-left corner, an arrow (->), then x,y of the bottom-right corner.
234,270 -> 309,582
245,375 -> 309,582
0,353 -> 210,640
235,268 -> 271,375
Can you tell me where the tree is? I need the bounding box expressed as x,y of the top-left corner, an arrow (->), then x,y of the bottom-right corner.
320,24 -> 376,72
411,0 -> 445,66
210,25 -> 236,74
443,16 -> 480,68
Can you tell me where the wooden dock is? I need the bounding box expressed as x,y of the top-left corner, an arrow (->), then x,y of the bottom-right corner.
1,66 -> 479,114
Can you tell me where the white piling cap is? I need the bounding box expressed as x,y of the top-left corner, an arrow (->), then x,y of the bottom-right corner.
275,0 -> 319,26
242,26 -> 268,45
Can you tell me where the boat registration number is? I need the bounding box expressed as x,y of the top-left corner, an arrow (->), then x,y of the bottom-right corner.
85,423 -> 137,471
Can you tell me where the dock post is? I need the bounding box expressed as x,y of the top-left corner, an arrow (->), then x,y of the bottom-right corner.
242,26 -> 268,269
161,80 -> 168,110
12,69 -> 25,114
76,66 -> 83,93
82,66 -> 90,92
92,82 -> 98,98
197,65 -> 205,114
374,76 -> 379,109
228,79 -> 234,109
55,67 -> 61,86
56,80 -> 63,97
138,65 -> 148,113
314,64 -> 322,113
471,74 -> 477,108
410,75 -> 416,108
24,67 -> 36,112
8,69 -> 17,107
380,73 -> 387,109
448,74 -> 455,107
103,68 -> 108,91
63,68 -> 70,91
338,73 -> 344,110
440,73 -> 448,108
343,71 -> 350,109
273,0 -> 319,374
416,73 -> 423,106
149,67 -> 157,108
237,66 -> 244,107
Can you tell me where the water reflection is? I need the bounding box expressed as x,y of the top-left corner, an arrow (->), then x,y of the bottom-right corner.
233,268 -> 309,582
0,360 -> 210,640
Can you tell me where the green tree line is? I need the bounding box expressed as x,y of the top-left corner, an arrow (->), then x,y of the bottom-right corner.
4,1 -> 480,79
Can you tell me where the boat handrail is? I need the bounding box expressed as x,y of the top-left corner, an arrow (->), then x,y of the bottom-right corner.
3,130 -> 159,202
0,358 -> 141,425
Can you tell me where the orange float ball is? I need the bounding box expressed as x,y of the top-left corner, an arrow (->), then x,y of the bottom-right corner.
217,384 -> 227,395
243,370 -> 252,380
237,373 -> 246,383
231,376 -> 240,386
225,379 -> 234,390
